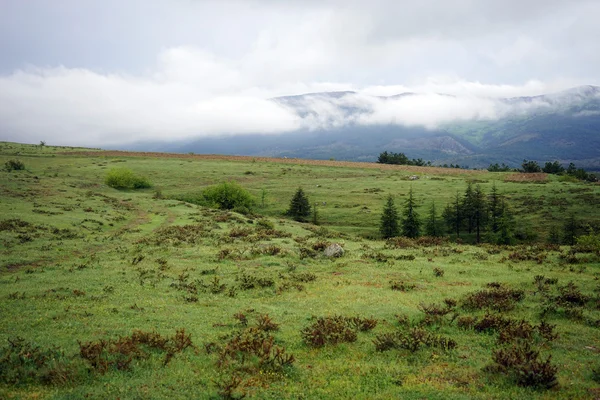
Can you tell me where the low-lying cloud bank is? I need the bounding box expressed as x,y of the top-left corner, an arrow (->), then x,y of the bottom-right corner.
0,47 -> 596,147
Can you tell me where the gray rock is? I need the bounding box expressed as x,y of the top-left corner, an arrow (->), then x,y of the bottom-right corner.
324,243 -> 344,258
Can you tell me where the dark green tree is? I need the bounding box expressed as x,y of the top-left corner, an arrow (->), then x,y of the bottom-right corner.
547,225 -> 561,245
521,159 -> 542,173
380,195 -> 400,238
471,185 -> 488,244
311,202 -> 319,225
286,188 -> 311,222
542,161 -> 564,174
494,198 -> 515,245
401,187 -> 421,238
563,214 -> 579,246
442,191 -> 462,238
462,182 -> 475,234
424,202 -> 442,237
488,182 -> 502,233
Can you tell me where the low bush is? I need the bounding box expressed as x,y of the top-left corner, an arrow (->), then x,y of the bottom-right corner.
0,337 -> 79,385
390,280 -> 416,292
374,328 -> 457,352
78,328 -> 193,373
105,168 -> 151,189
4,159 -> 25,171
301,315 -> 377,347
462,285 -> 525,312
217,326 -> 294,373
176,181 -> 255,213
490,341 -> 558,389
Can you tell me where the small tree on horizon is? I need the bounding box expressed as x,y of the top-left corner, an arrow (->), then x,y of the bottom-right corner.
380,195 -> 400,238
401,187 -> 421,238
287,188 -> 311,222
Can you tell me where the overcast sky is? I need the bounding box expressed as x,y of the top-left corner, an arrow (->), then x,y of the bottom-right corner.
1,0 -> 599,146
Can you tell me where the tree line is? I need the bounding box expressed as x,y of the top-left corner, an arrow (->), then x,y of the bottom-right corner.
488,159 -> 598,182
377,151 -> 464,169
379,183 -> 581,245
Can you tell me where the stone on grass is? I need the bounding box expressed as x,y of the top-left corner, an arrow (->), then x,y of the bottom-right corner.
324,243 -> 344,258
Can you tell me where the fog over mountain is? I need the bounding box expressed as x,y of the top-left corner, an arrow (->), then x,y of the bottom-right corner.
1,0 -> 599,166
114,85 -> 600,170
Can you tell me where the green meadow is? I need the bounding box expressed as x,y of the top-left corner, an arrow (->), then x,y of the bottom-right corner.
1,142 -> 599,399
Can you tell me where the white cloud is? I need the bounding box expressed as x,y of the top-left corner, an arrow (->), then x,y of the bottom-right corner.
0,46 -> 594,147
1,0 -> 600,146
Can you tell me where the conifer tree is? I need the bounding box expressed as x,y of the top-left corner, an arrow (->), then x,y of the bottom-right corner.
488,182 -> 502,233
286,188 -> 311,222
563,214 -> 578,246
442,191 -> 462,238
472,185 -> 487,243
401,187 -> 421,238
462,182 -> 475,234
380,195 -> 400,238
425,202 -> 442,237
547,225 -> 561,245
494,198 -> 515,245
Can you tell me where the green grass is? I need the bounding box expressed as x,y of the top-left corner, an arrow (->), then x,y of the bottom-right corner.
1,142 -> 599,399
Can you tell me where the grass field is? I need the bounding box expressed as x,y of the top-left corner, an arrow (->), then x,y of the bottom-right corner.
1,142 -> 599,399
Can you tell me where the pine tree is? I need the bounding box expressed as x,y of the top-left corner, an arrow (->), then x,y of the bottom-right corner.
401,187 -> 421,238
286,188 -> 311,222
563,214 -> 578,246
472,185 -> 487,244
462,182 -> 475,234
488,182 -> 502,233
547,225 -> 561,245
494,198 -> 515,245
380,195 -> 400,238
442,191 -> 462,238
425,202 -> 442,237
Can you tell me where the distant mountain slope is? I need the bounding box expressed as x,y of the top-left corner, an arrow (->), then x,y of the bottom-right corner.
120,86 -> 600,170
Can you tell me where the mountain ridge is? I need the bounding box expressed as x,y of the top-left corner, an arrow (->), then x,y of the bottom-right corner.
118,85 -> 600,170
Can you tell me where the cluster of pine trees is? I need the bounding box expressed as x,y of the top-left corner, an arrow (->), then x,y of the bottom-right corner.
490,159 -> 597,182
380,183 -> 516,244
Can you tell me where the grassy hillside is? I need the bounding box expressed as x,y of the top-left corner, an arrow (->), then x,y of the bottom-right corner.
1,142 -> 599,399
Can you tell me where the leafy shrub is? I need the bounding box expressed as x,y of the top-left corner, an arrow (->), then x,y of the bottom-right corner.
374,328 -> 457,352
390,280 -> 416,292
555,282 -> 589,307
105,168 -> 151,189
4,159 -> 25,171
490,341 -> 558,389
574,229 -> 600,253
256,314 -> 280,332
0,337 -> 79,385
202,181 -> 255,212
78,328 -> 192,373
217,327 -> 294,373
462,285 -> 525,312
256,219 -> 275,230
301,315 -> 376,347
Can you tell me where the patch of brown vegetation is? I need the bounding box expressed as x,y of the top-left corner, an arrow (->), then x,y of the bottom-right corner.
504,173 -> 548,182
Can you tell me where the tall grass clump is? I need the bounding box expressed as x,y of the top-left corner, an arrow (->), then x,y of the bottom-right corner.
105,168 -> 151,189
